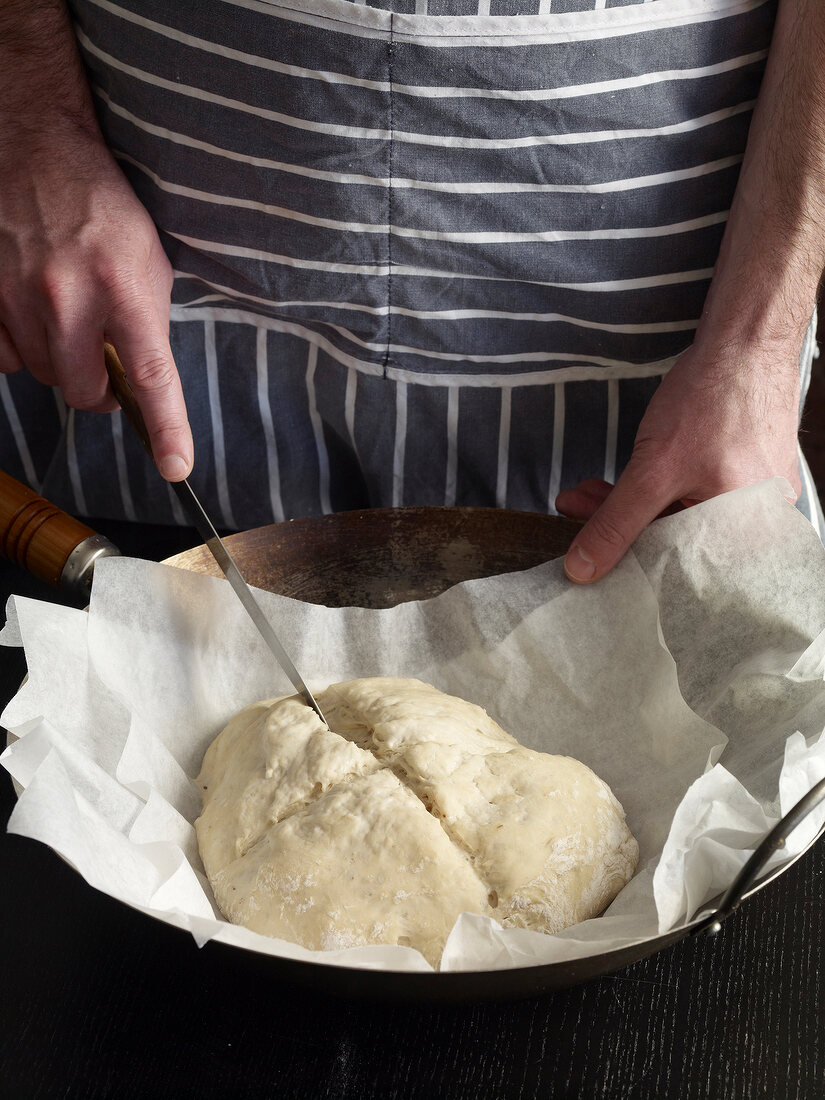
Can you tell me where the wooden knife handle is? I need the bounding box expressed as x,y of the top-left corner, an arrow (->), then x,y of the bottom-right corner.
0,345 -> 140,595
0,469 -> 117,593
104,344 -> 153,457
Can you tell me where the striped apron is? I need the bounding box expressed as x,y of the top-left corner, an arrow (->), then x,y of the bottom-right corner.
2,0 -> 822,535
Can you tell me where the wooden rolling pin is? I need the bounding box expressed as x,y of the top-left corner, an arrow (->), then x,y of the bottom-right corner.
0,468 -> 118,599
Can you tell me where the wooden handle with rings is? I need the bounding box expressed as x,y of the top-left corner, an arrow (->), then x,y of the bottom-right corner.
0,468 -> 118,599
0,344 -> 145,598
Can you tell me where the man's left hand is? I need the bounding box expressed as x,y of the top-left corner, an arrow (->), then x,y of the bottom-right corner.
556,337 -> 802,583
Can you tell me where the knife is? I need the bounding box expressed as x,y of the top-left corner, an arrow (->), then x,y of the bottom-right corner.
104,345 -> 327,725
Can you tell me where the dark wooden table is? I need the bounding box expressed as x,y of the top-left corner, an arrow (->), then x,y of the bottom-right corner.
1,517 -> 823,1100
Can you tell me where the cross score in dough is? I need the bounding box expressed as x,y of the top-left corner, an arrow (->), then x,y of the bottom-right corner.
195,678 -> 638,969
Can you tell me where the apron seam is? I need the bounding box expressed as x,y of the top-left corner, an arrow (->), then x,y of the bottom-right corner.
384,11 -> 396,380
215,0 -> 770,42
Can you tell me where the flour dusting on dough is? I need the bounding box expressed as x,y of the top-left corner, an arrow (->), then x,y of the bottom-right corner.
196,678 -> 638,969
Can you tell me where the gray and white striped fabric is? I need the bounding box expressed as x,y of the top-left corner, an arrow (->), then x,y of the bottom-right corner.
2,0 -> 822,535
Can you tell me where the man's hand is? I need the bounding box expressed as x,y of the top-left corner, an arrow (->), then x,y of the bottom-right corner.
556,338 -> 802,583
0,1 -> 192,482
558,0 -> 825,583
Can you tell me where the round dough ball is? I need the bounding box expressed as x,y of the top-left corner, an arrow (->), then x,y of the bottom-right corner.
196,678 -> 638,968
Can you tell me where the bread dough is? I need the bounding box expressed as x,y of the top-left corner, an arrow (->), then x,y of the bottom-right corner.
196,678 -> 638,967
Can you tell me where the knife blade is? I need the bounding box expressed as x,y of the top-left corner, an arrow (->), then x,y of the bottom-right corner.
104,345 -> 327,724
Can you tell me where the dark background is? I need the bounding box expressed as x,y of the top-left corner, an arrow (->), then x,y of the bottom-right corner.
802,312 -> 825,492
2,337 -> 825,1098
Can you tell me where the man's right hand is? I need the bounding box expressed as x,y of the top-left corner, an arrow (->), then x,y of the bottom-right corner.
0,1 -> 192,482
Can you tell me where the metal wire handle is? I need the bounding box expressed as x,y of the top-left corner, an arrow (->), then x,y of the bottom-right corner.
692,775 -> 825,936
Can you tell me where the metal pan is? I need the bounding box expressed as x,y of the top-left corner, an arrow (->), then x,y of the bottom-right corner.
2,472 -> 824,1001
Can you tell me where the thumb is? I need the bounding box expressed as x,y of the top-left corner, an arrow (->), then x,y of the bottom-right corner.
106,301 -> 193,482
562,462 -> 671,584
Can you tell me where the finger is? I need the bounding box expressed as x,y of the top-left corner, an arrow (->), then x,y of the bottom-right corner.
105,300 -> 193,481
45,327 -> 120,413
0,323 -> 23,374
2,317 -> 58,386
563,461 -> 674,584
555,479 -> 614,521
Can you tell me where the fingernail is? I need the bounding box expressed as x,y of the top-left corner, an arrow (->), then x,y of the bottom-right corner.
565,545 -> 596,583
159,454 -> 189,481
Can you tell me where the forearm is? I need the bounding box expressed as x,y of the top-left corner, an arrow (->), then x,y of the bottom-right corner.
558,0 -> 825,583
698,0 -> 825,354
0,0 -> 100,145
0,1 -> 192,482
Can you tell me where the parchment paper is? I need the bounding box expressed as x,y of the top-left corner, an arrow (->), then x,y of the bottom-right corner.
3,479 -> 825,972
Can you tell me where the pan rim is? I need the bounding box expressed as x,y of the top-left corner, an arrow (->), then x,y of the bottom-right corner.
4,503 -> 824,989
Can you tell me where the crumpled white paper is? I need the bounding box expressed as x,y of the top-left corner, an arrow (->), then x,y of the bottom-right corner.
3,479 -> 825,973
